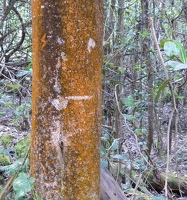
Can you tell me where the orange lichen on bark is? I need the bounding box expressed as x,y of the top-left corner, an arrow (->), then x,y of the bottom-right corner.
31,0 -> 103,199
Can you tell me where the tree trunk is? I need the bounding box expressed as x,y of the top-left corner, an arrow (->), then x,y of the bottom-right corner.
31,1 -> 103,199
141,0 -> 154,155
143,170 -> 187,196
113,0 -> 125,185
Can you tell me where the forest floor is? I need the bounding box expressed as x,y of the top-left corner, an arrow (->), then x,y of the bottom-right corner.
121,102 -> 187,199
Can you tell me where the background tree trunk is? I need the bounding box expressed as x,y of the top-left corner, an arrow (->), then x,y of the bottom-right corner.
114,0 -> 125,185
30,1 -> 103,199
141,0 -> 154,155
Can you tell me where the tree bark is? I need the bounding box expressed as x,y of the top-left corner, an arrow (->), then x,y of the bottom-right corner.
143,170 -> 187,196
141,0 -> 154,155
114,0 -> 125,185
31,1 -> 103,199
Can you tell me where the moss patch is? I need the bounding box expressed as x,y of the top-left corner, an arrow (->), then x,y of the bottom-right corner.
1,135 -> 13,147
0,153 -> 11,165
15,136 -> 30,158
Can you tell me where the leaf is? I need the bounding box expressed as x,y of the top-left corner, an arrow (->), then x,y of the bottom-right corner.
100,145 -> 106,156
166,60 -> 181,68
16,70 -> 29,78
0,147 -> 15,155
153,197 -> 166,200
124,114 -> 135,121
15,136 -> 30,157
135,158 -> 143,164
100,160 -> 108,168
119,67 -> 125,74
155,79 -> 170,104
167,61 -> 187,70
0,158 -> 29,175
113,154 -> 127,160
120,169 -> 125,175
101,134 -> 109,141
0,158 -> 24,174
139,165 -> 146,171
122,95 -> 134,107
164,41 -> 179,57
5,83 -> 20,90
34,193 -> 42,200
172,40 -> 187,63
16,68 -> 32,78
160,39 -> 172,48
123,183 -> 131,190
5,102 -> 14,107
135,128 -> 146,136
13,172 -> 35,199
163,40 -> 187,63
174,63 -> 187,70
110,139 -> 119,150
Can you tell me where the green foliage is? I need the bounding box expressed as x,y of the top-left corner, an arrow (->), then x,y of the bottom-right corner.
108,139 -> 119,151
135,157 -> 147,171
0,147 -> 15,156
0,158 -> 29,175
4,83 -> 21,91
16,68 -> 32,78
0,177 -> 5,185
163,40 -> 187,70
153,197 -> 166,200
135,128 -> 147,136
0,90 -> 31,127
15,136 -> 30,158
167,61 -> 187,71
162,89 -> 172,103
122,95 -> 135,120
101,134 -> 110,142
140,30 -> 150,38
113,154 -> 127,160
122,95 -> 135,107
101,131 -> 128,169
5,102 -> 14,107
163,41 -> 179,58
100,145 -> 107,156
173,40 -> 187,63
119,67 -> 126,74
33,193 -> 42,200
1,135 -> 13,147
154,79 -> 170,104
123,114 -> 135,121
13,172 -> 35,199
0,153 -> 11,165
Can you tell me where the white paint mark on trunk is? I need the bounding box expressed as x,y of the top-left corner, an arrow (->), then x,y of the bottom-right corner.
61,52 -> 68,61
53,77 -> 61,93
65,95 -> 92,100
56,57 -> 61,69
51,97 -> 68,110
51,96 -> 92,110
87,38 -> 95,52
57,37 -> 65,45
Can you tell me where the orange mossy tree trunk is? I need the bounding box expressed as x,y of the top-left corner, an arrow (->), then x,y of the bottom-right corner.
30,1 -> 103,199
